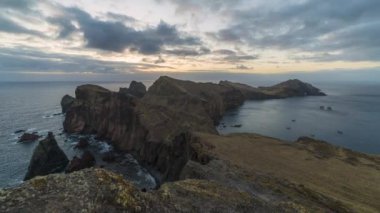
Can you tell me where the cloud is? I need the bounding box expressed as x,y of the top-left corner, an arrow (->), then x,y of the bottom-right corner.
0,47 -> 172,74
0,0 -> 36,11
155,0 -> 242,13
55,7 -> 202,54
213,49 -> 236,55
0,15 -> 42,36
235,64 -> 250,70
164,46 -> 210,56
106,12 -> 137,23
212,0 -> 380,61
154,56 -> 166,64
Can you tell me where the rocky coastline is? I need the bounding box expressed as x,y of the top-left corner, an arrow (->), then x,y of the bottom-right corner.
2,77 -> 379,212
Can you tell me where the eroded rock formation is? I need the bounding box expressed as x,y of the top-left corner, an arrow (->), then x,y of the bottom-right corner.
18,132 -> 41,143
62,76 -> 326,182
119,80 -> 147,98
24,132 -> 69,181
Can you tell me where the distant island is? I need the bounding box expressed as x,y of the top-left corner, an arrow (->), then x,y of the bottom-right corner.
1,77 -> 379,212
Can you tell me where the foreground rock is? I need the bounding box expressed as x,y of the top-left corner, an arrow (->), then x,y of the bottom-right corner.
65,151 -> 96,173
0,169 -> 278,213
18,133 -> 40,143
4,133 -> 379,212
24,132 -> 69,181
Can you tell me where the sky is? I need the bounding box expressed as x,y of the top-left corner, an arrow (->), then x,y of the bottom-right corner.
0,0 -> 380,81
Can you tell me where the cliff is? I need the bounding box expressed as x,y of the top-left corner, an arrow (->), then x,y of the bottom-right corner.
62,77 -> 325,182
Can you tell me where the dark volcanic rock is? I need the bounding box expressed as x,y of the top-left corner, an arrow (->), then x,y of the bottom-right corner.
62,76 -> 326,183
65,151 -> 96,173
119,81 -> 147,98
102,151 -> 117,162
14,129 -> 25,134
61,94 -> 75,113
75,138 -> 89,149
18,133 -> 41,143
24,132 -> 69,181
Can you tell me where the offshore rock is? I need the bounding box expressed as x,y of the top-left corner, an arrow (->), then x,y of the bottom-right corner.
18,133 -> 41,143
24,132 -> 69,181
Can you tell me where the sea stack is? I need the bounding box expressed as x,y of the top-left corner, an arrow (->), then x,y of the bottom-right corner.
24,132 -> 69,181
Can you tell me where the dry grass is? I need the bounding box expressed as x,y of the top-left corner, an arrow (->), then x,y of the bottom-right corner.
194,132 -> 380,213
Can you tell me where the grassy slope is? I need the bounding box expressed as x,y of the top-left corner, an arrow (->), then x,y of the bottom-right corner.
195,132 -> 380,212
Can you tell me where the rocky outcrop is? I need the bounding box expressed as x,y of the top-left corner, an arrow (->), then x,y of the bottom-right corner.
65,151 -> 96,173
119,80 -> 147,98
60,94 -> 75,113
74,138 -> 89,149
18,133 -> 41,143
24,132 -> 69,181
61,76 -> 326,183
1,169 -> 279,213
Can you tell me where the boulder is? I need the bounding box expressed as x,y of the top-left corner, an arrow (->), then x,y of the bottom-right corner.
14,129 -> 25,134
18,132 -> 41,143
74,138 -> 89,149
61,95 -> 75,113
65,151 -> 96,173
102,151 -> 117,163
24,132 -> 69,181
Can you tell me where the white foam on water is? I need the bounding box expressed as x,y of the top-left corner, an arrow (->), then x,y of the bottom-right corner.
26,128 -> 37,132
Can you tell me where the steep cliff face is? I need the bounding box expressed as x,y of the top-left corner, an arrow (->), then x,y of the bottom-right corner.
62,77 -> 326,182
143,76 -> 246,124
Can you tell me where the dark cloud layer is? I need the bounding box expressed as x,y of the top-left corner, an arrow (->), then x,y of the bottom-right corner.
156,0 -> 242,13
0,15 -> 41,36
0,0 -> 36,11
54,7 -> 202,54
0,47 -> 171,74
212,0 -> 380,61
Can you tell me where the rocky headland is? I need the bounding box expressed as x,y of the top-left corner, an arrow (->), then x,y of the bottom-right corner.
1,77 -> 379,213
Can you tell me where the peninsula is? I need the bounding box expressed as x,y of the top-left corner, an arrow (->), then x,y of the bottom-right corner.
1,77 -> 379,213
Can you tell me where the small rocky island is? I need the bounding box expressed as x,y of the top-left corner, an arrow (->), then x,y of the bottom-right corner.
1,77 -> 380,212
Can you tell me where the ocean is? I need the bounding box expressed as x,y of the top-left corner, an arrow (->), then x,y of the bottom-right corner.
0,80 -> 379,188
